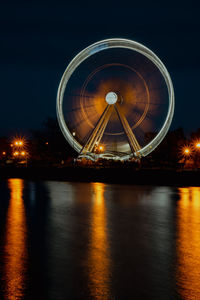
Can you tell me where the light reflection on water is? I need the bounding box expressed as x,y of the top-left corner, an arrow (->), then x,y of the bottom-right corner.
177,187 -> 200,299
3,179 -> 27,299
88,183 -> 111,299
1,180 -> 200,299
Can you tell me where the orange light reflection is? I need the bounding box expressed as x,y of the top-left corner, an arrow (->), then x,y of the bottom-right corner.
3,179 -> 28,299
88,183 -> 111,299
177,187 -> 200,299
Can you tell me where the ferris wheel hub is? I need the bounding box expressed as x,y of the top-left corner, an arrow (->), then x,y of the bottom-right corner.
105,92 -> 118,105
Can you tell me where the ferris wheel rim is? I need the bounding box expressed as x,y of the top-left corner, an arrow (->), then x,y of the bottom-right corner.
56,38 -> 174,159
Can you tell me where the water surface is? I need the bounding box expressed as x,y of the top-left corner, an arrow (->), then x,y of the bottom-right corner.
0,179 -> 200,299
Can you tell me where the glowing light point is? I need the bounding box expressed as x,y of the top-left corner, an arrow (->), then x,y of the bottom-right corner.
99,145 -> 104,151
196,143 -> 200,148
15,140 -> 23,146
105,92 -> 118,105
184,148 -> 190,154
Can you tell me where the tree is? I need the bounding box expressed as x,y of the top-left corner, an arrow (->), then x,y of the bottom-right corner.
31,117 -> 76,164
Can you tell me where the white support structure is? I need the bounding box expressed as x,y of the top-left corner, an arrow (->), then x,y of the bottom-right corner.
80,91 -> 141,158
114,103 -> 141,156
80,104 -> 114,155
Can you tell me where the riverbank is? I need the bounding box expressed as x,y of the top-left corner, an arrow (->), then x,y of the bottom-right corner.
0,166 -> 200,186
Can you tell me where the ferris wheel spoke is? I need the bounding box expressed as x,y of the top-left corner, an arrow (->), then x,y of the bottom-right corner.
65,104 -> 95,113
132,101 -> 163,106
80,105 -> 114,154
65,93 -> 100,99
115,104 -> 141,155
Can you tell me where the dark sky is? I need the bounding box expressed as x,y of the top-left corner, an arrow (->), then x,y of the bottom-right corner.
1,0 -> 200,136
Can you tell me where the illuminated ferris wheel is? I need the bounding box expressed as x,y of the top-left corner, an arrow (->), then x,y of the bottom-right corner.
57,38 -> 174,160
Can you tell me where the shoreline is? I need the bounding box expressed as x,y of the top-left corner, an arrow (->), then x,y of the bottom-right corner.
0,166 -> 200,186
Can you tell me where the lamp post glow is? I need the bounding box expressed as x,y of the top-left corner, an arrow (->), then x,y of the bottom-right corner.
99,145 -> 104,152
11,137 -> 28,166
184,148 -> 190,155
196,143 -> 200,148
15,140 -> 23,146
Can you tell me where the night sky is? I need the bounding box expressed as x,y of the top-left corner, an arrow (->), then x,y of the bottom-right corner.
1,0 -> 200,136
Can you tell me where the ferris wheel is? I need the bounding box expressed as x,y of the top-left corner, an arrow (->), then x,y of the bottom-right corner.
57,38 -> 174,160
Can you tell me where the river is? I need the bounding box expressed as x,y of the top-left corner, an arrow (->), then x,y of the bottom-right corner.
0,179 -> 200,299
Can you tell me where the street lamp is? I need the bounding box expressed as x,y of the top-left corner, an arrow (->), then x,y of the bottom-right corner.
22,151 -> 28,167
15,140 -> 23,146
180,146 -> 192,168
99,145 -> 104,152
184,148 -> 190,154
196,142 -> 200,148
180,145 -> 191,159
12,137 -> 28,166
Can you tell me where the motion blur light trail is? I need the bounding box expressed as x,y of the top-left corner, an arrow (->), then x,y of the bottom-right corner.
57,39 -> 174,160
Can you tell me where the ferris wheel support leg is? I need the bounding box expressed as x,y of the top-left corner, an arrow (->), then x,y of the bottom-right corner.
115,104 -> 141,156
80,105 -> 113,155
80,105 -> 110,155
94,105 -> 114,147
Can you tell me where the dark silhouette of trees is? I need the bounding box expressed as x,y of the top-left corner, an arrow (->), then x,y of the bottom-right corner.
143,127 -> 186,167
31,117 -> 76,164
